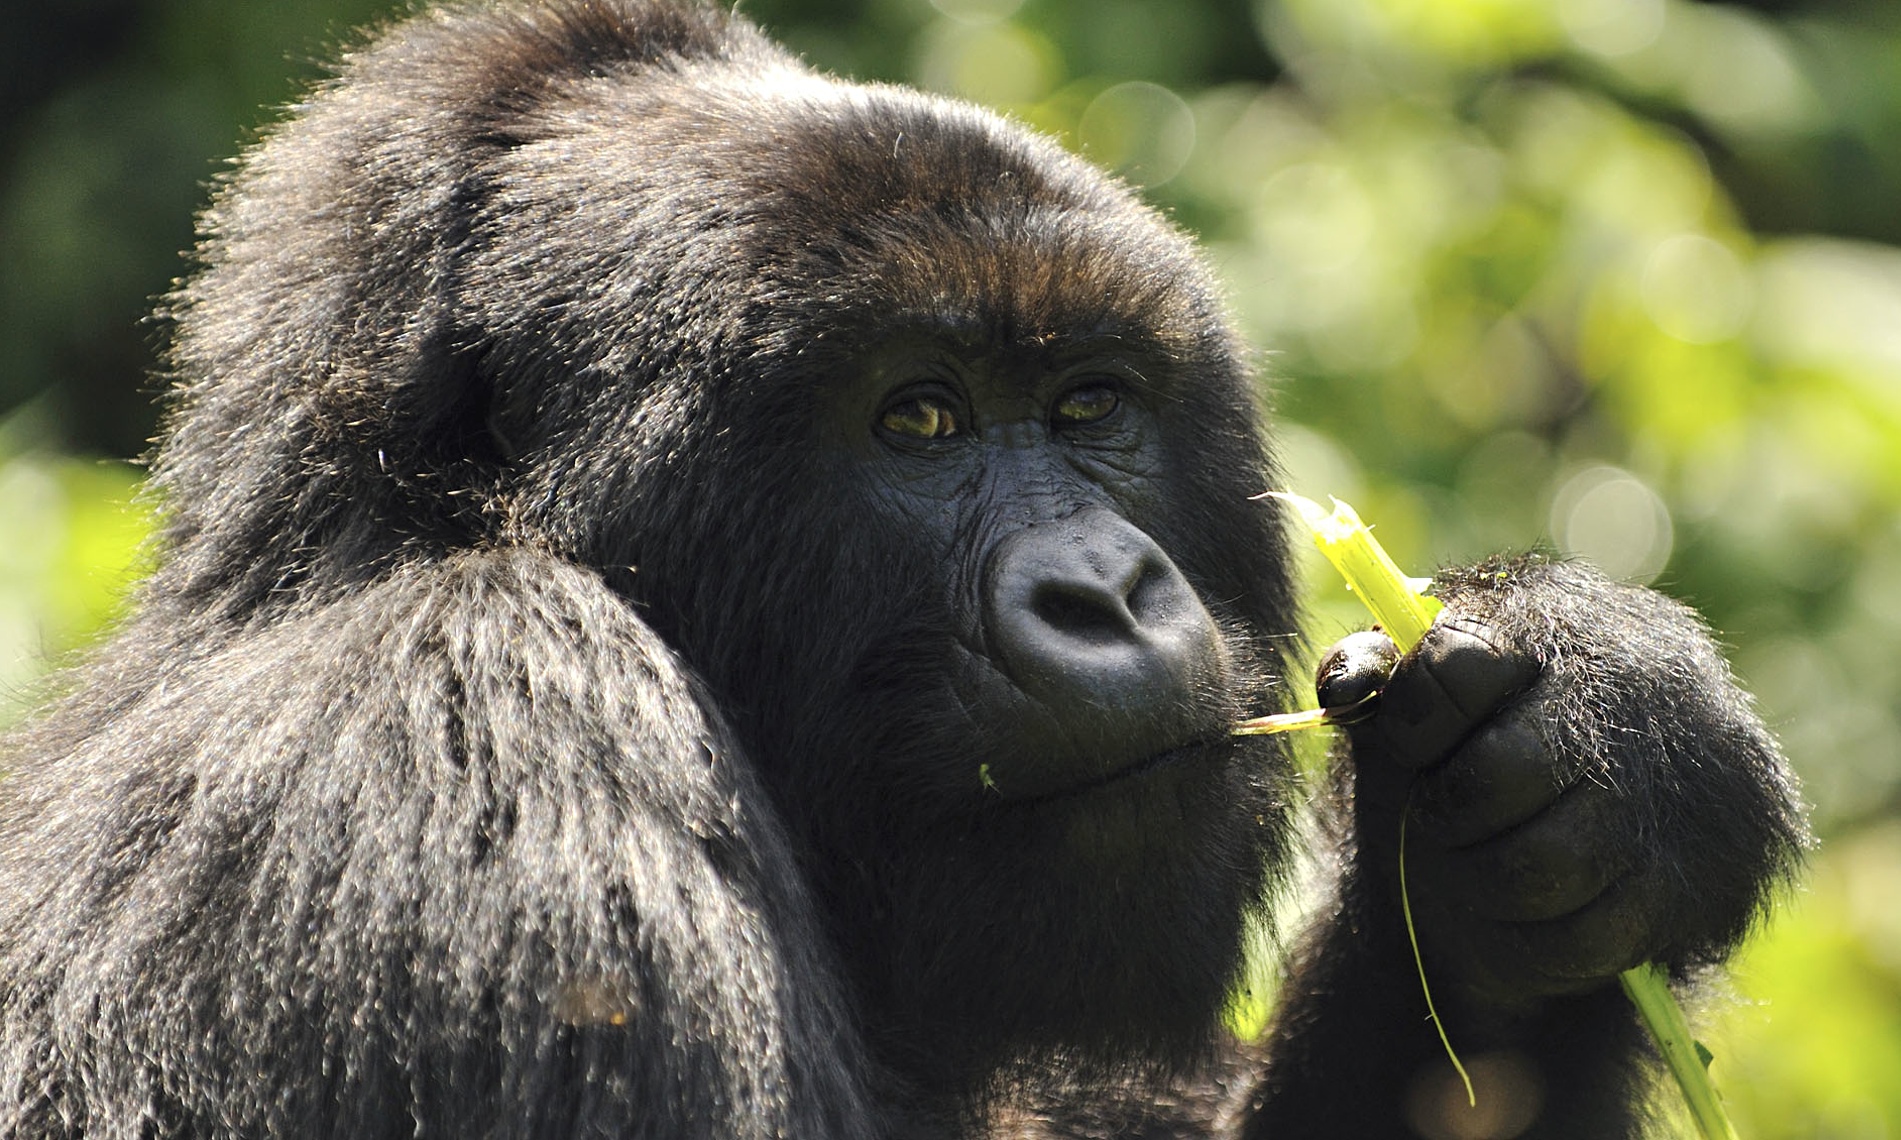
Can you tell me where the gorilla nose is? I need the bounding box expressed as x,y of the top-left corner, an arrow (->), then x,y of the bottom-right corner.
984,509 -> 1225,778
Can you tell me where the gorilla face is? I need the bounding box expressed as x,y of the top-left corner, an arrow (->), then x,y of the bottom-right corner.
833,328 -> 1234,801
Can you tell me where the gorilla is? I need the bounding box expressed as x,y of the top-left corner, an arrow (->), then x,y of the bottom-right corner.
0,1 -> 1804,1137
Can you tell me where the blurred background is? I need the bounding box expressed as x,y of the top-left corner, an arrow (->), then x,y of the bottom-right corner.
4,0 -> 1899,1133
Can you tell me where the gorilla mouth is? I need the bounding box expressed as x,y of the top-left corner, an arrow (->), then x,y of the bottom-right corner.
1020,736 -> 1229,805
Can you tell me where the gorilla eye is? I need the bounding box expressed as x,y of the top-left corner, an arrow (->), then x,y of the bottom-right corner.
880,396 -> 961,440
1052,384 -> 1121,427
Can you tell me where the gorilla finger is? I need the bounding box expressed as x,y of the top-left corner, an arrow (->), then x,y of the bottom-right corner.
1507,873 -> 1669,988
1410,712 -> 1563,849
1371,618 -> 1539,771
1315,630 -> 1400,712
1432,783 -> 1625,923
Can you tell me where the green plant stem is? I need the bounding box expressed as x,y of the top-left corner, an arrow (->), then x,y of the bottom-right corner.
1400,799 -> 1475,1107
1266,493 -> 1443,645
1231,706 -> 1332,736
1620,963 -> 1740,1140
1269,493 -> 1476,1100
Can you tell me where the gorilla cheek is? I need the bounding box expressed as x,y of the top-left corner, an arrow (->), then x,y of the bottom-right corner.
978,507 -> 1229,799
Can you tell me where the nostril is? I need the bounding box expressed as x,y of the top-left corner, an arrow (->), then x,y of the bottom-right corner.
1031,581 -> 1132,645
1125,558 -> 1183,624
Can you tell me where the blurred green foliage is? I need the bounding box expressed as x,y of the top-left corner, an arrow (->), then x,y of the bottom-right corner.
0,438 -> 145,695
5,0 -> 1901,1134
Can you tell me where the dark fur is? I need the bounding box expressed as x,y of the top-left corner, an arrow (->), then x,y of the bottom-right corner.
0,2 -> 1801,1137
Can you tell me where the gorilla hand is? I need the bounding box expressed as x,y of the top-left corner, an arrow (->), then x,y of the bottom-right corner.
1249,554 -> 1804,1136
1322,555 -> 1806,1013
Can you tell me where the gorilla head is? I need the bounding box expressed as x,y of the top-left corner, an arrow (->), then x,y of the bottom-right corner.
145,0 -> 1296,1095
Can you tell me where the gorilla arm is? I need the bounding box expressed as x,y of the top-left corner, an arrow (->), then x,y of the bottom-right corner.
0,548 -> 879,1140
1248,556 -> 1806,1139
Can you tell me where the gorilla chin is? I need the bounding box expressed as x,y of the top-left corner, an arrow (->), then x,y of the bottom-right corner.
846,738 -> 1286,1092
1038,738 -> 1283,876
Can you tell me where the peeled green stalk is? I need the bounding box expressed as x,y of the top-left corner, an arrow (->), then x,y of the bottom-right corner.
1266,493 -> 1442,652
1272,491 -> 1738,1139
1231,705 -> 1333,737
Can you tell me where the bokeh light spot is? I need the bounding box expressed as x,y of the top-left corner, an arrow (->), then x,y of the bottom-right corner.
1077,81 -> 1196,188
1404,1049 -> 1544,1140
1253,163 -> 1376,274
1641,233 -> 1752,345
1550,465 -> 1674,584
916,22 -> 1060,107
